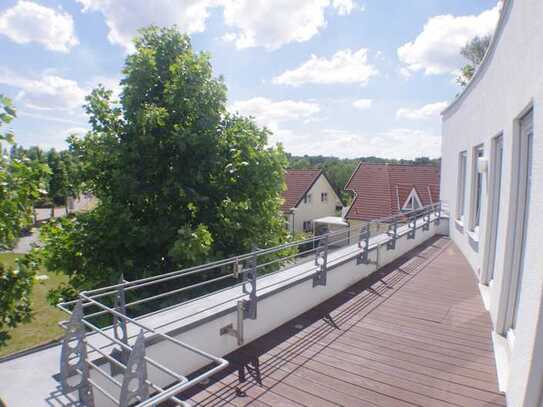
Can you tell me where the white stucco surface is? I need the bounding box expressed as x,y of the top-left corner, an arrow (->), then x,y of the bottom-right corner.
441,1 -> 543,405
288,174 -> 342,233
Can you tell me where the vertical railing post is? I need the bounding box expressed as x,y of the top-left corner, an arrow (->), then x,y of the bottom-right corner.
434,202 -> 442,225
313,235 -> 328,287
60,301 -> 94,407
221,250 -> 257,344
357,222 -> 371,265
386,218 -> 398,250
242,250 -> 257,320
423,207 -> 431,231
119,330 -> 149,407
113,274 -> 129,364
407,213 -> 417,239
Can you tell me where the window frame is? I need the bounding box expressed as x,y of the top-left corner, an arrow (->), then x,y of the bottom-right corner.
402,188 -> 422,211
470,144 -> 485,232
503,109 -> 534,334
482,133 -> 504,285
456,151 -> 468,221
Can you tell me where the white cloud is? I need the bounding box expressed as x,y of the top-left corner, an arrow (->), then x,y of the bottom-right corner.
282,128 -> 440,159
0,69 -> 87,111
0,1 -> 78,53
230,97 -> 321,146
77,0 -> 219,51
63,127 -> 89,137
332,0 -> 358,16
396,101 -> 448,120
273,48 -> 378,86
0,68 -> 121,117
222,0 -> 359,49
397,3 -> 501,76
231,97 -> 320,128
352,99 -> 373,110
38,126 -> 89,150
79,0 -> 360,51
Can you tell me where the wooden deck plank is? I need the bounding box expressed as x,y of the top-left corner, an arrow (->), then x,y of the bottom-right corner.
174,237 -> 505,406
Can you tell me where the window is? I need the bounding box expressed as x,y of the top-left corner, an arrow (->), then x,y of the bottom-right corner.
471,145 -> 484,231
302,221 -> 313,232
402,189 -> 422,211
321,192 -> 328,202
457,151 -> 467,220
485,135 -> 504,283
304,193 -> 312,204
506,110 -> 533,331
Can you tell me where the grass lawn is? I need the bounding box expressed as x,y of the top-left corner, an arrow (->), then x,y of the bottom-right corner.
0,253 -> 68,357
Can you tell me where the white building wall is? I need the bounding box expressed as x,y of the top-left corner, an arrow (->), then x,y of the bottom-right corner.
441,1 -> 543,406
289,175 -> 342,234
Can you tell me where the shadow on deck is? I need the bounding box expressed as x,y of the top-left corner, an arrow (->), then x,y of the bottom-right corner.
178,236 -> 505,407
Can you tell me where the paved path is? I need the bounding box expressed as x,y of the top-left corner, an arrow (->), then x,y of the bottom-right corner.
5,195 -> 96,254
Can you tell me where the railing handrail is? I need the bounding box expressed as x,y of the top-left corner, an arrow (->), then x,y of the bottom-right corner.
59,201 -> 442,313
57,201 -> 442,407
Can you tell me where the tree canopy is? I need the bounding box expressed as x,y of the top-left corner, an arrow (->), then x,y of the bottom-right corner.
0,95 -> 48,346
0,97 -> 49,249
457,35 -> 491,87
11,143 -> 84,208
41,27 -> 290,300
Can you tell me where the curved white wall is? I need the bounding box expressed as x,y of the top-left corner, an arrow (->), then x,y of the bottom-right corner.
441,1 -> 543,406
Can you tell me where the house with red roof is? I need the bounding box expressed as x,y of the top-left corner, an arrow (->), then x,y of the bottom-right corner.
281,169 -> 343,234
344,163 -> 440,228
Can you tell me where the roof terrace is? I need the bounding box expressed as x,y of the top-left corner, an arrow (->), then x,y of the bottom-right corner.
0,204 -> 505,406
184,236 -> 504,407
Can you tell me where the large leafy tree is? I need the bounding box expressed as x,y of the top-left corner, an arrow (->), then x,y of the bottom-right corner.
41,27 -> 289,298
0,96 -> 48,345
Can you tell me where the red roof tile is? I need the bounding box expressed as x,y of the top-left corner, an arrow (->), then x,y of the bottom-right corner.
344,163 -> 440,221
281,169 -> 322,212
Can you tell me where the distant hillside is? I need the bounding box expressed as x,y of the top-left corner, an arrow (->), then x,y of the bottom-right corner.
286,154 -> 440,203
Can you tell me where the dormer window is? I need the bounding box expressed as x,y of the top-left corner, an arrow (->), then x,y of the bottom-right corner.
402,189 -> 422,211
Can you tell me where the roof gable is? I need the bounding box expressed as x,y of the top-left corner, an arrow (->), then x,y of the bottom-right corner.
281,169 -> 321,212
401,187 -> 423,210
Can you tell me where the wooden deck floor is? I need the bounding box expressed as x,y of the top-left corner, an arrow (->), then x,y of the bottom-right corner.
181,236 -> 505,407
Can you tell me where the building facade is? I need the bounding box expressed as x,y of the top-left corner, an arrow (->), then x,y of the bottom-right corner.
281,169 -> 343,234
441,1 -> 543,405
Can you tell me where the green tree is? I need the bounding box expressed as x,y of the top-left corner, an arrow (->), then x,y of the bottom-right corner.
46,148 -> 83,214
41,27 -> 290,300
457,35 -> 491,86
0,95 -> 48,346
0,97 -> 49,249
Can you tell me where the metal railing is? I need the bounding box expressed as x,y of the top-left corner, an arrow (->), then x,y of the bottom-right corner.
57,202 -> 442,406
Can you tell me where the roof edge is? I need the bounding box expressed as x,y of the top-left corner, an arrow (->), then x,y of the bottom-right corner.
441,0 -> 513,119
291,169 -> 323,209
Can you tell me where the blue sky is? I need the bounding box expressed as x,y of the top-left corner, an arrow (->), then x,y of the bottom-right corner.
0,0 -> 500,159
